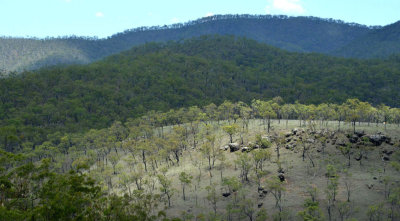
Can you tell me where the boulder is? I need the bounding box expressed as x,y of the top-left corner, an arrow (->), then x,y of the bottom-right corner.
220,145 -> 229,151
285,132 -> 292,137
278,173 -> 285,182
349,135 -> 359,143
382,156 -> 390,161
383,150 -> 394,155
222,192 -> 231,197
229,143 -> 240,152
306,138 -> 315,143
241,147 -> 250,152
367,134 -> 388,146
355,131 -> 366,137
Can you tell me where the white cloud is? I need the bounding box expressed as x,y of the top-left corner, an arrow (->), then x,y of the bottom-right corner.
171,17 -> 179,23
205,12 -> 214,17
95,12 -> 104,17
265,0 -> 305,14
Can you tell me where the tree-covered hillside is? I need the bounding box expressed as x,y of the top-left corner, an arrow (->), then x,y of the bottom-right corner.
335,20 -> 400,58
0,14 -> 376,73
1,35 -> 400,146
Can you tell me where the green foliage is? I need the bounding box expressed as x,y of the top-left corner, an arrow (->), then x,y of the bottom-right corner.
298,199 -> 324,221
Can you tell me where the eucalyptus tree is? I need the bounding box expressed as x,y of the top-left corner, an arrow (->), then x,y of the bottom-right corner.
222,123 -> 239,143
252,99 -> 277,133
281,103 -> 295,129
179,171 -> 193,201
344,99 -> 362,133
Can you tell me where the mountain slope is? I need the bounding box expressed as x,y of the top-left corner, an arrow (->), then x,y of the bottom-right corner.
335,21 -> 400,58
0,14 -> 375,73
1,35 -> 400,146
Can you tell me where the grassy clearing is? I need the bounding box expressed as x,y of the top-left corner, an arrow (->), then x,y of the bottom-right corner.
87,119 -> 399,220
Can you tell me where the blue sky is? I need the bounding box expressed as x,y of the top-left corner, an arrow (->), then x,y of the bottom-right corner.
1,0 -> 400,38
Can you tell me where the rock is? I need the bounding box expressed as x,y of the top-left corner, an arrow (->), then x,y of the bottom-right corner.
277,168 -> 285,174
262,190 -> 268,194
373,177 -> 377,180
382,156 -> 390,161
285,132 -> 292,137
229,143 -> 240,152
336,140 -> 346,147
292,128 -> 299,135
278,173 -> 285,182
366,184 -> 374,189
258,203 -> 263,208
349,135 -> 359,143
248,142 -> 260,149
258,194 -> 265,198
241,147 -> 250,152
220,145 -> 229,151
385,150 -> 394,155
222,192 -> 231,197
307,138 -> 315,143
368,134 -> 389,146
354,131 -> 366,137
286,138 -> 291,143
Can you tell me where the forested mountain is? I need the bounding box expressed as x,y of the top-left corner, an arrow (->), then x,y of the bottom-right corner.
335,20 -> 400,58
0,14 -> 378,73
1,35 -> 400,146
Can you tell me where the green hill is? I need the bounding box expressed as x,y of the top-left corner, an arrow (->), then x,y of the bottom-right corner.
0,14 -> 375,73
1,35 -> 400,145
335,21 -> 400,58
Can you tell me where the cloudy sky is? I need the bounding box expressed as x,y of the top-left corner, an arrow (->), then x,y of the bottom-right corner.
1,0 -> 399,38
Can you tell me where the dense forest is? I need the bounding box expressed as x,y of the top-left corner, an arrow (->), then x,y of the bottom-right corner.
334,20 -> 400,58
2,14 -> 395,73
1,36 -> 400,148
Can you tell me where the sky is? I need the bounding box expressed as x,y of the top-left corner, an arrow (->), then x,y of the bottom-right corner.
1,0 -> 400,38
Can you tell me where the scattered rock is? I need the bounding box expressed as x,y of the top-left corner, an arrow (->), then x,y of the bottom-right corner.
285,132 -> 292,137
382,156 -> 390,161
366,184 -> 374,189
258,203 -> 263,208
373,177 -> 377,180
258,187 -> 264,192
262,190 -> 268,195
277,168 -> 285,174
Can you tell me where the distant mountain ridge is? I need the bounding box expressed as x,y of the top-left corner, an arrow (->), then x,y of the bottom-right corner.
334,20 -> 400,58
0,14 -> 396,73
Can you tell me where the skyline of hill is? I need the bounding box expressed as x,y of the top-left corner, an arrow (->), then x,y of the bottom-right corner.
2,14 -> 396,73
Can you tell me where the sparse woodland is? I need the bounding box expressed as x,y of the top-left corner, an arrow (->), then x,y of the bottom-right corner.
1,98 -> 400,220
